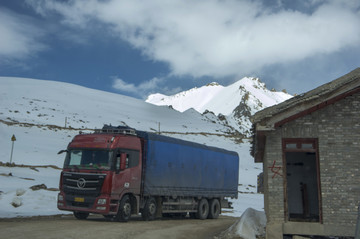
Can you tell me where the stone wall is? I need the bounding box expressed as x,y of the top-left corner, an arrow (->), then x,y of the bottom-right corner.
263,92 -> 360,237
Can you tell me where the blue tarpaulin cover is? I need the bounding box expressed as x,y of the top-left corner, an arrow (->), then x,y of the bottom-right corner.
137,131 -> 239,198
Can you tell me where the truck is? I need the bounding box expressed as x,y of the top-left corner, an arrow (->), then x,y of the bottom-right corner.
57,125 -> 239,221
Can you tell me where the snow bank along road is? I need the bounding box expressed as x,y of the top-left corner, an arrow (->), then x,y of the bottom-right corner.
0,214 -> 238,239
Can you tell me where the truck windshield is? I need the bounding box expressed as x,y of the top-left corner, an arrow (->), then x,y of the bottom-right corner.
64,149 -> 113,170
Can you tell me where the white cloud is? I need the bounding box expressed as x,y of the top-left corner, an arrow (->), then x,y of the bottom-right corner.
112,77 -> 168,97
0,8 -> 46,61
112,76 -> 183,97
26,0 -> 360,79
112,77 -> 137,93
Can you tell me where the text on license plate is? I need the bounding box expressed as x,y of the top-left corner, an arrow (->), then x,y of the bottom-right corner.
74,197 -> 85,202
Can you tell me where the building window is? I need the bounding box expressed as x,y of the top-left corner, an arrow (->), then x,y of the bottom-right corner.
285,143 -> 297,149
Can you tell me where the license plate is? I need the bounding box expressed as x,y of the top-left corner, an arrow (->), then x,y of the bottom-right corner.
74,197 -> 85,202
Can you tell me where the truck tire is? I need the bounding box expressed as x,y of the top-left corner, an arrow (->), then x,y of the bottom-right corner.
116,195 -> 131,222
73,211 -> 89,220
208,199 -> 220,219
142,197 -> 157,221
196,198 -> 209,220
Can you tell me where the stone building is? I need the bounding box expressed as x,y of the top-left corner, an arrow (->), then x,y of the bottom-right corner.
251,68 -> 360,238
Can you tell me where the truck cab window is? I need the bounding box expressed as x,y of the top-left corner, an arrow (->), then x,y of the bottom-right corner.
68,150 -> 82,165
64,149 -> 112,170
128,151 -> 139,168
116,150 -> 139,170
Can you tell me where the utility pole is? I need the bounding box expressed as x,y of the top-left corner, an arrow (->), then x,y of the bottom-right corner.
158,122 -> 161,135
9,134 -> 16,165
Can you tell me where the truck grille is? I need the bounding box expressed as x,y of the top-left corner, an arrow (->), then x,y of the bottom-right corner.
62,172 -> 106,208
62,172 -> 106,197
63,172 -> 106,208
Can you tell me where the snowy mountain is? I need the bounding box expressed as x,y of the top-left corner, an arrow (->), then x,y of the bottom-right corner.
147,77 -> 290,115
0,77 -> 263,218
147,77 -> 292,136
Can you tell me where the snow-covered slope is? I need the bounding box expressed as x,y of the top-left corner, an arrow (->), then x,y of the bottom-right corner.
1,77 -> 236,134
0,77 -> 263,219
147,77 -> 292,136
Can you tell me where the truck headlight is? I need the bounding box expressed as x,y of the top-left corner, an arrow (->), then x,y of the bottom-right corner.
97,198 -> 107,205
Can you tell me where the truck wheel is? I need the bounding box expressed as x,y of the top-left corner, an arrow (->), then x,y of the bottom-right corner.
142,197 -> 157,221
73,211 -> 89,220
208,199 -> 220,219
196,198 -> 209,220
116,195 -> 131,222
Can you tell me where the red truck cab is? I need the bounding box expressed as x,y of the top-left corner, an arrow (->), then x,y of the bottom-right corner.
57,129 -> 142,220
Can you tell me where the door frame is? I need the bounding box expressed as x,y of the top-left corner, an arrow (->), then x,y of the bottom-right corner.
282,138 -> 322,223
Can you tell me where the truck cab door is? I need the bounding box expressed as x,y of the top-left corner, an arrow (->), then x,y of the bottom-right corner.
113,150 -> 141,195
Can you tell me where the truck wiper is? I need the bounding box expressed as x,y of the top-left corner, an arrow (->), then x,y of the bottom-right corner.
71,165 -> 80,172
87,163 -> 103,173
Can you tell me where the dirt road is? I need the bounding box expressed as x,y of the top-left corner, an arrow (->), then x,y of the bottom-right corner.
0,214 -> 238,239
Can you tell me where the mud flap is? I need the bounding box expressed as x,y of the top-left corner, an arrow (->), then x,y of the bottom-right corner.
155,197 -> 162,218
220,199 -> 233,209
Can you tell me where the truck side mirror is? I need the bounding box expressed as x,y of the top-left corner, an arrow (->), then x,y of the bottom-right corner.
58,150 -> 68,155
120,153 -> 127,170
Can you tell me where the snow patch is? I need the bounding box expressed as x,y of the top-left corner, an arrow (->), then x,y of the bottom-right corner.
219,208 -> 266,239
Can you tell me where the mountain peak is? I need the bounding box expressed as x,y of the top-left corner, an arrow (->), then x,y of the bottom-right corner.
146,77 -> 292,136
147,77 -> 292,116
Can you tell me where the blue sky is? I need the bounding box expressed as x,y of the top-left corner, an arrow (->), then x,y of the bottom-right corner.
1,0 -> 360,99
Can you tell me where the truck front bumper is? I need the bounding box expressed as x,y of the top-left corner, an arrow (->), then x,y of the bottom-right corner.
57,193 -> 118,215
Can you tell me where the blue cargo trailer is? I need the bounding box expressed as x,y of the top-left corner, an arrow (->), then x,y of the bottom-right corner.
135,130 -> 239,220
138,131 -> 239,199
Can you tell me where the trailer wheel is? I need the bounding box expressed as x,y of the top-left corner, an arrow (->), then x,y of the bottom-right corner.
208,199 -> 220,219
142,197 -> 157,221
73,211 -> 89,220
116,195 -> 131,222
196,198 -> 209,220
